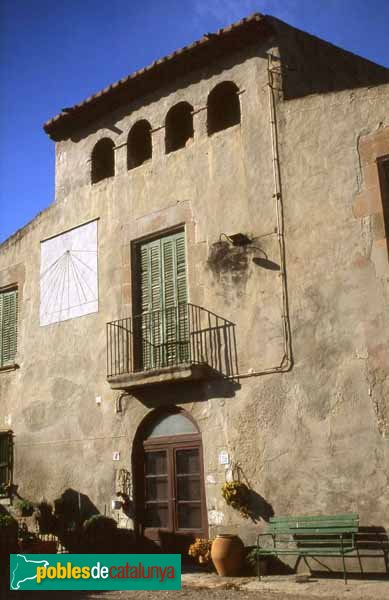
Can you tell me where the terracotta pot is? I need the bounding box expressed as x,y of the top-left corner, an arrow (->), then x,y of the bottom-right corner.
211,534 -> 244,576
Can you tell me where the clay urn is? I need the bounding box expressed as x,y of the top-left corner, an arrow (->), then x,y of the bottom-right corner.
211,534 -> 244,576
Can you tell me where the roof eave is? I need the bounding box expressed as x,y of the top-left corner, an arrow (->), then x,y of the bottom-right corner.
43,13 -> 274,141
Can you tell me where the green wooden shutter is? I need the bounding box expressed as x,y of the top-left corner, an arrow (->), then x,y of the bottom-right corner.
175,234 -> 187,305
161,237 -> 174,366
0,431 -> 13,490
138,231 -> 188,369
0,289 -> 18,368
139,241 -> 162,370
174,234 -> 189,362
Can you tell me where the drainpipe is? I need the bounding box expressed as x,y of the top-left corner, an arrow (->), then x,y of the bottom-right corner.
234,52 -> 292,379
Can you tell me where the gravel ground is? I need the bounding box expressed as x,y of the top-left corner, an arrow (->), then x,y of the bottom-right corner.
0,589 -> 340,600
2,583 -> 389,600
2,572 -> 389,600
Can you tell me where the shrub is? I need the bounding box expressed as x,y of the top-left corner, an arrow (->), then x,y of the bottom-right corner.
15,499 -> 34,517
35,500 -> 56,534
82,515 -> 118,553
0,514 -> 19,556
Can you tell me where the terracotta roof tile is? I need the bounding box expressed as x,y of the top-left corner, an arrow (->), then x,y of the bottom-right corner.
43,12 -> 272,140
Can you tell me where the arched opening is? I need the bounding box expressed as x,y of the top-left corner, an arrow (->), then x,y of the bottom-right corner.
165,102 -> 194,154
91,138 -> 115,183
207,81 -> 240,135
127,120 -> 152,169
133,407 -> 207,553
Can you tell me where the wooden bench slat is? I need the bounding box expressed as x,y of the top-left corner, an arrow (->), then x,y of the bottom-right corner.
270,528 -> 358,532
270,523 -> 359,529
270,514 -> 358,522
259,547 -> 358,555
271,523 -> 358,527
271,520 -> 359,526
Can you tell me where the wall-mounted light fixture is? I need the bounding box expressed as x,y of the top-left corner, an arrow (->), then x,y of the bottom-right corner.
228,233 -> 252,247
215,231 -> 280,270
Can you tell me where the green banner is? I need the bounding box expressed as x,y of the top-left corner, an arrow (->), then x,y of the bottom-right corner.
10,553 -> 181,591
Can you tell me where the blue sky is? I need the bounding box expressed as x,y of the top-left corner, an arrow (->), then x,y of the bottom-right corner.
0,0 -> 388,244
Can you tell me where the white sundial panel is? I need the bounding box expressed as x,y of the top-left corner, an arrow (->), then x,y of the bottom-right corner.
40,220 -> 98,326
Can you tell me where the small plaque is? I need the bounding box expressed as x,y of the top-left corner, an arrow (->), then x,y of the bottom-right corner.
218,451 -> 230,465
113,451 -> 120,461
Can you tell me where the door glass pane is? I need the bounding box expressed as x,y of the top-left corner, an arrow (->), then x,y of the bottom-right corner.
146,476 -> 168,501
177,476 -> 200,501
145,451 -> 167,475
177,503 -> 201,529
145,413 -> 197,439
176,449 -> 199,474
145,503 -> 169,528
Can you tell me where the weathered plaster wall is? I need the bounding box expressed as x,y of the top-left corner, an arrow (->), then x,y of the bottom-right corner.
0,45 -> 282,515
1,33 -> 389,569
273,84 -> 389,530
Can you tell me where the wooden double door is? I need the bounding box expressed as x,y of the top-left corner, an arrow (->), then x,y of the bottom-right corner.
138,433 -> 208,553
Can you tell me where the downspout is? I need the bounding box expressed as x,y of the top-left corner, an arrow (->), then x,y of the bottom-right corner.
235,52 -> 292,379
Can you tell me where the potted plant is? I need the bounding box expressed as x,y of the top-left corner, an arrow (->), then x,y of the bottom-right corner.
188,538 -> 213,564
18,519 -> 57,554
221,481 -> 250,518
15,499 -> 34,517
0,514 -> 19,553
0,514 -> 19,578
35,500 -> 56,534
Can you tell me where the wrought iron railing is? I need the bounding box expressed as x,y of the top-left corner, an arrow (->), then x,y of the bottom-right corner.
107,303 -> 238,379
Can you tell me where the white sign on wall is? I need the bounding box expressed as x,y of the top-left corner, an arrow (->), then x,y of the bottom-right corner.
40,220 -> 98,326
218,450 -> 230,465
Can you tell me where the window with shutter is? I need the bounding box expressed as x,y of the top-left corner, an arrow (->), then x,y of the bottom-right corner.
0,431 -> 13,494
137,231 -> 188,370
0,288 -> 18,368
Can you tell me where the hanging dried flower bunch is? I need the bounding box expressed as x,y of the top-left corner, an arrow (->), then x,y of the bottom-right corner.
221,481 -> 250,519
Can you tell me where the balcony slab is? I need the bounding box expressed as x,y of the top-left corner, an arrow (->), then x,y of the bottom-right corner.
107,362 -> 219,391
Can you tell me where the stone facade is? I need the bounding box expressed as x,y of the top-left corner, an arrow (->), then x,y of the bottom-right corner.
0,15 -> 388,565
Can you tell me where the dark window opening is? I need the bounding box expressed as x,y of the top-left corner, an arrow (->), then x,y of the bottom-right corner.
0,431 -> 13,495
91,138 -> 115,184
165,102 -> 194,154
378,155 -> 389,256
207,81 -> 240,135
128,120 -> 152,169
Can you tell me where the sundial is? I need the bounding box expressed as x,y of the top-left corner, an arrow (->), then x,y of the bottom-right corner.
40,220 -> 98,326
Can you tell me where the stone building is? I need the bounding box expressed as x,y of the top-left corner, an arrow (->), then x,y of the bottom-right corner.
1,13 -> 389,558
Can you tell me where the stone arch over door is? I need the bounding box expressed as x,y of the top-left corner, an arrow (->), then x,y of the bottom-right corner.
132,406 -> 208,553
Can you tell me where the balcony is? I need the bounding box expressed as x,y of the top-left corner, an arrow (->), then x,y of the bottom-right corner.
106,303 -> 237,391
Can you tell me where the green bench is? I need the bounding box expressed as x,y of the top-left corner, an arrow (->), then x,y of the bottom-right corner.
256,514 -> 365,584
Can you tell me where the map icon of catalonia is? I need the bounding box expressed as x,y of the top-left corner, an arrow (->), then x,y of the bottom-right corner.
11,555 -> 49,590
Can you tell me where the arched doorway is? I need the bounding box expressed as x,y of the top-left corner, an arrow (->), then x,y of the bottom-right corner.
133,408 -> 208,553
